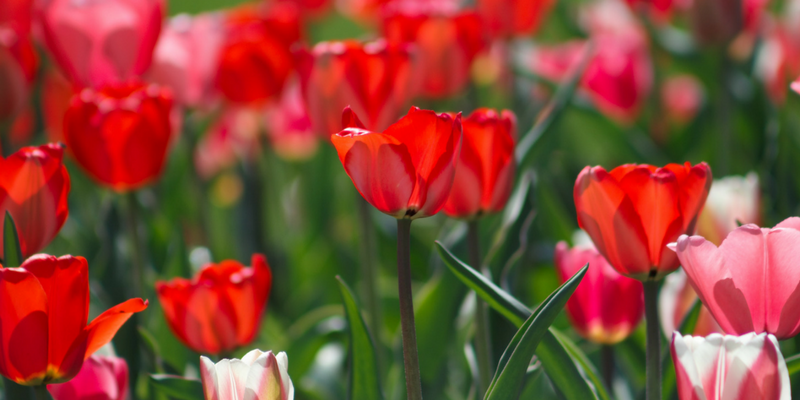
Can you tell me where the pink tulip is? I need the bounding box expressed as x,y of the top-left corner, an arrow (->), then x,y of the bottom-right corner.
659,269 -> 721,337
554,241 -> 644,344
661,75 -> 704,126
200,350 -> 294,400
793,76 -> 800,95
37,0 -> 164,87
47,355 -> 129,400
669,217 -> 800,339
147,13 -> 224,108
263,80 -> 318,161
671,332 -> 790,400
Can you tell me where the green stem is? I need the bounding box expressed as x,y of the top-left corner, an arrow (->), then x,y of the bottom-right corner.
396,219 -> 422,400
3,377 -> 33,400
644,280 -> 661,400
356,195 -> 383,374
124,192 -> 145,299
33,385 -> 50,400
468,220 -> 492,396
601,344 -> 614,391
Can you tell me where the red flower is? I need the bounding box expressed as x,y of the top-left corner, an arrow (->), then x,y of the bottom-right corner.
1,0 -> 38,123
443,108 -> 516,219
216,4 -> 302,104
0,144 -> 70,260
0,254 -> 147,385
155,254 -> 273,355
476,0 -> 555,38
573,163 -> 712,280
36,0 -> 164,87
331,106 -> 462,219
555,241 -> 644,344
381,1 -> 486,98
63,81 -> 174,192
295,39 -> 417,138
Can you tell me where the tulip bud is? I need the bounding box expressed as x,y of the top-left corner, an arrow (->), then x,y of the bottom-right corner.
200,350 -> 294,400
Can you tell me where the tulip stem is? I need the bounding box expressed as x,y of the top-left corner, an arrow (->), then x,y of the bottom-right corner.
396,219 -> 423,400
601,345 -> 614,391
33,385 -> 50,400
468,220 -> 492,396
356,195 -> 383,373
644,280 -> 661,400
124,192 -> 145,298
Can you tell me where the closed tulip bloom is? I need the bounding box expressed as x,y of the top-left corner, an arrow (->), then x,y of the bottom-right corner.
0,254 -> 147,385
671,332 -> 790,400
295,39 -> 416,137
659,269 -> 721,337
47,355 -> 129,400
200,350 -> 293,400
63,82 -> 173,192
156,254 -> 273,355
555,241 -> 644,344
216,4 -> 302,104
443,108 -> 516,219
382,1 -> 486,98
332,106 -> 462,220
0,144 -> 70,260
574,163 -> 712,280
669,218 -> 800,339
476,0 -> 555,38
696,173 -> 760,246
37,0 -> 164,87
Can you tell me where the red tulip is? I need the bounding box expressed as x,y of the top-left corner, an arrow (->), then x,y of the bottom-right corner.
0,254 -> 147,385
443,108 -> 516,219
295,39 -> 417,138
555,241 -> 644,344
659,269 -> 721,337
216,4 -> 302,104
331,106 -> 462,219
42,68 -> 74,143
37,0 -> 164,87
476,0 -> 555,38
381,1 -> 486,98
47,355 -> 129,400
63,81 -> 174,192
574,163 -> 712,280
155,254 -> 273,355
0,144 -> 70,260
0,44 -> 28,122
1,0 -> 38,123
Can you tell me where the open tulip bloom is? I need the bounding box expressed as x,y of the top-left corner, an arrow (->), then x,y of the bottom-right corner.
671,332 -> 790,400
200,349 -> 294,400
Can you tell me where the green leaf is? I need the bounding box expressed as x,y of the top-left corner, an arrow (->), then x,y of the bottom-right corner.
786,354 -> 800,376
484,262 -> 588,400
678,299 -> 703,335
149,374 -> 204,400
549,328 -> 612,400
336,276 -> 384,400
3,212 -> 23,268
483,171 -> 534,266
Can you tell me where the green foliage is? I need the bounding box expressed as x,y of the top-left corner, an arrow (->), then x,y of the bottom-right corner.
149,375 -> 204,400
3,212 -> 22,268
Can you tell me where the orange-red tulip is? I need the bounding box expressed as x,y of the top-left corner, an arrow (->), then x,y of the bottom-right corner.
0,144 -> 70,260
573,163 -> 711,280
63,81 -> 174,192
382,1 -> 486,98
0,254 -> 147,385
443,108 -> 516,219
332,106 -> 462,219
476,0 -> 555,38
295,39 -> 416,138
155,254 -> 273,355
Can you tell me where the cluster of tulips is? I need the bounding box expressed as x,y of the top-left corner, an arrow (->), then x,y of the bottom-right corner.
3,0 -> 800,398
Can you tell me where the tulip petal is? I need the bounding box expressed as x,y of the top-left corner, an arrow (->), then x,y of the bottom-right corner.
0,267 -> 49,384
82,298 -> 148,359
663,162 -> 712,234
214,358 -> 250,400
243,351 -> 282,400
200,356 -> 220,400
766,227 -> 800,337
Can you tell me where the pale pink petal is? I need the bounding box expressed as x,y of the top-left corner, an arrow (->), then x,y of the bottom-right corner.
200,356 -> 220,400
243,351 -> 283,400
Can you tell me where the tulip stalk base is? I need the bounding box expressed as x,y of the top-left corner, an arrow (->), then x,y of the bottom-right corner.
33,385 -> 50,400
468,220 -> 492,396
644,280 -> 661,400
396,219 -> 423,400
124,192 -> 145,298
601,345 -> 614,391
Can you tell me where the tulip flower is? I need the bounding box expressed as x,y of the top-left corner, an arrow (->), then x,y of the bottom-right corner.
263,80 -> 318,161
47,355 -> 129,400
1,0 -> 38,123
200,349 -> 293,400
671,332 -> 790,400
37,0 -> 164,87
215,4 -> 302,104
0,144 -> 70,260
793,76 -> 800,95
0,254 -> 147,385
476,0 -> 555,38
696,173 -> 760,246
0,42 -> 30,124
155,254 -> 273,355
574,162 -> 712,280
661,75 -> 704,126
381,1 -> 486,98
555,241 -> 644,344
331,106 -> 462,220
659,269 -> 721,337
147,13 -> 225,108
42,69 -> 74,143
669,218 -> 800,339
756,9 -> 800,104
194,107 -> 262,179
63,81 -> 174,192
295,39 -> 416,138
443,108 -> 516,219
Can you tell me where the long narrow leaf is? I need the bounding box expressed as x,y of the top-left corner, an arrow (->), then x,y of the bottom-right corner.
3,212 -> 22,268
336,276 -> 384,400
149,375 -> 204,400
549,328 -> 611,400
787,354 -> 800,376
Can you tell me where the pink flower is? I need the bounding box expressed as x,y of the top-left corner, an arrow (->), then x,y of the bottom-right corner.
696,173 -> 760,246
37,0 -> 164,87
554,240 -> 644,344
47,355 -> 129,400
201,350 -> 294,400
659,269 -> 721,337
671,332 -> 790,400
661,75 -> 704,126
669,217 -> 800,339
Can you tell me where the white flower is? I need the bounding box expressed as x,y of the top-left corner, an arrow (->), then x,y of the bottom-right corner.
200,349 -> 294,400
